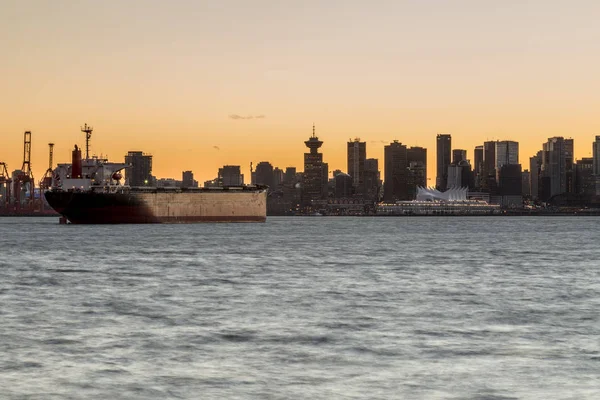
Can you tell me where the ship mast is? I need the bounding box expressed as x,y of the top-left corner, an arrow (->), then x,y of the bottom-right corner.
81,123 -> 93,159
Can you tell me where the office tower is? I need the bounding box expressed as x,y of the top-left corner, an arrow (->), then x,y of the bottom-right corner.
182,171 -> 197,188
575,158 -> 594,196
495,141 -> 519,168
219,165 -> 244,186
480,141 -> 496,192
273,167 -> 284,187
124,151 -> 153,186
593,136 -> 600,195
541,137 -> 574,198
363,158 -> 380,202
473,145 -> 484,189
495,141 -> 519,181
436,134 -> 451,190
407,146 -> 427,182
384,141 -> 408,202
498,164 -> 523,207
522,170 -> 531,197
303,125 -> 327,206
255,161 -> 274,189
283,167 -> 296,185
529,152 -> 542,200
447,160 -> 473,189
452,149 -> 467,164
347,138 -> 366,193
334,173 -> 353,198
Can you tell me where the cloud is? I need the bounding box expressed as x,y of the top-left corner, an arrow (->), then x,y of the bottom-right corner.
229,114 -> 266,120
213,146 -> 220,151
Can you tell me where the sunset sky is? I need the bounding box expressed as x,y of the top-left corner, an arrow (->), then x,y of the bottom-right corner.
2,0 -> 600,184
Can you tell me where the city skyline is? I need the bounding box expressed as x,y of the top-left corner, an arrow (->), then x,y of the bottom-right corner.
2,1 -> 600,183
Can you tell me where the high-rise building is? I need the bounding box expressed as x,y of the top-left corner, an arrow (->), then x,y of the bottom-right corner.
384,141 -> 408,202
303,125 -> 327,206
273,167 -> 284,187
473,145 -> 484,190
182,171 -> 197,188
481,141 -> 496,192
219,165 -> 243,186
447,160 -> 473,189
452,149 -> 467,164
334,173 -> 353,198
495,141 -> 519,182
363,158 -> 380,202
283,167 -> 296,185
436,134 -> 451,190
347,138 -> 366,193
541,137 -> 574,198
254,161 -> 274,189
124,151 -> 153,186
575,158 -> 594,196
592,136 -> 600,195
522,170 -> 531,197
407,146 -> 427,182
529,152 -> 542,200
498,164 -> 523,207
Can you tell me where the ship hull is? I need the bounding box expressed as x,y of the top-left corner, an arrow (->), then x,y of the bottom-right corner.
44,188 -> 267,224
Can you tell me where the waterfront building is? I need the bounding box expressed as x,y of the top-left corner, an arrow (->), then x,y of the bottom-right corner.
334,173 -> 353,198
575,158 -> 594,196
283,167 -> 296,185
447,160 -> 473,190
473,145 -> 483,188
347,138 -> 366,194
498,164 -> 523,207
124,151 -> 153,186
378,186 -> 500,215
529,152 -> 542,200
219,165 -> 243,186
452,149 -> 467,164
363,158 -> 380,202
436,134 -> 451,190
522,170 -> 531,197
593,136 -> 600,195
541,137 -> 574,199
481,141 -> 496,192
254,161 -> 274,189
384,141 -> 408,202
182,171 -> 198,188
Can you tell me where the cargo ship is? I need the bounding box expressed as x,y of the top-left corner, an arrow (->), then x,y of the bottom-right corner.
44,143 -> 267,224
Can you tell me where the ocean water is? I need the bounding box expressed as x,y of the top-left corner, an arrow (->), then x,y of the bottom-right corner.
0,216 -> 599,399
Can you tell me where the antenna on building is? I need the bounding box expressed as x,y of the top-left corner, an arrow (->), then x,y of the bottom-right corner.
312,123 -> 316,138
81,123 -> 93,159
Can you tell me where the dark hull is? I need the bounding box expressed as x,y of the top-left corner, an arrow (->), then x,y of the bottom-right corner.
44,189 -> 267,224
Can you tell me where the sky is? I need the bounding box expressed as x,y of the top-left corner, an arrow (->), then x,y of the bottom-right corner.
2,0 -> 600,184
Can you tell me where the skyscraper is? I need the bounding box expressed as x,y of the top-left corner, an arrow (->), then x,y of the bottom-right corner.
254,161 -> 274,189
452,149 -> 467,164
481,141 -> 496,192
363,158 -> 380,202
347,138 -> 366,193
593,136 -> 600,176
384,141 -> 408,202
219,165 -> 243,186
495,141 -> 519,172
407,146 -> 427,198
303,125 -> 327,206
124,151 -> 153,186
182,171 -> 197,188
473,145 -> 484,189
529,152 -> 542,200
436,134 -> 451,191
541,137 -> 574,198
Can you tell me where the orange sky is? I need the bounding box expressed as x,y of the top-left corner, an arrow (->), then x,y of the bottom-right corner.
2,1 -> 599,184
